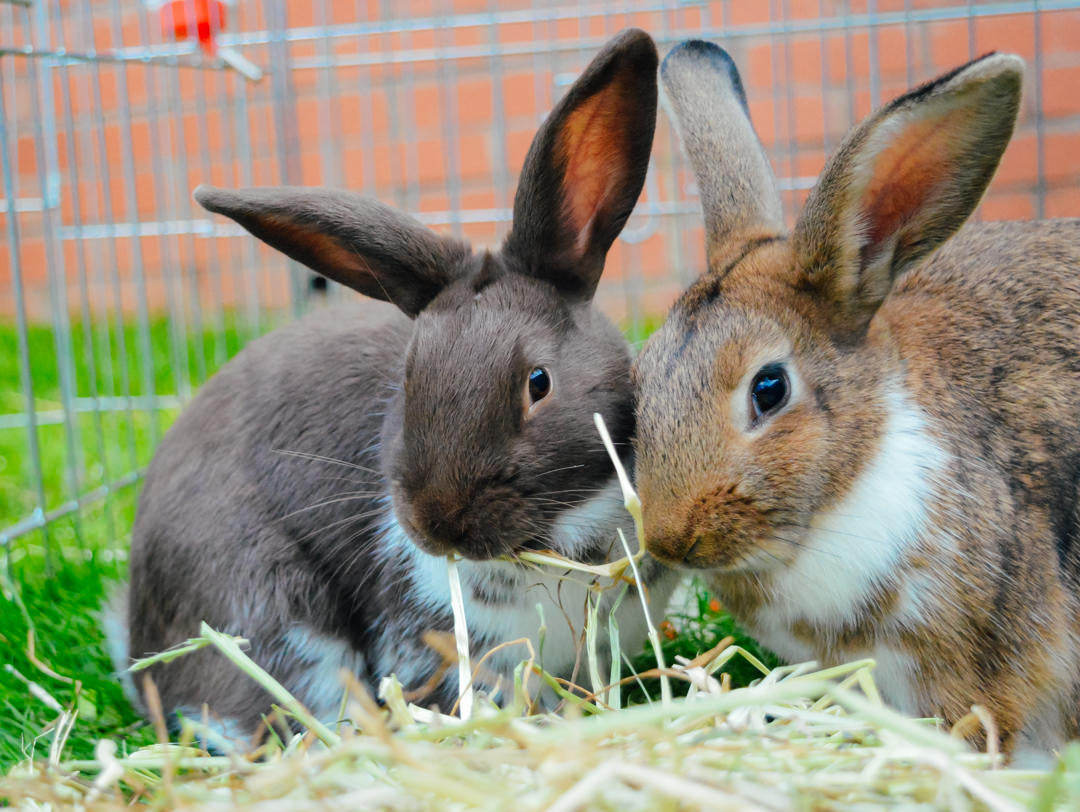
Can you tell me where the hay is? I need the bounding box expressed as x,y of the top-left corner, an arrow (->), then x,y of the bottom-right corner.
3,416 -> 1079,808
3,633 -> 1077,810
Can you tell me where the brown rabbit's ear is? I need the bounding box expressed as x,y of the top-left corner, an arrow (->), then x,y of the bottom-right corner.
193,185 -> 470,317
502,28 -> 658,302
660,40 -> 784,260
794,53 -> 1024,336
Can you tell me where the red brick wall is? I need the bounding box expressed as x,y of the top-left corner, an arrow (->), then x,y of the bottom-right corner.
2,1 -> 1079,324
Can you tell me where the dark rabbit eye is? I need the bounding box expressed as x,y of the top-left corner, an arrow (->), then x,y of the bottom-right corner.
528,367 -> 551,403
750,365 -> 789,421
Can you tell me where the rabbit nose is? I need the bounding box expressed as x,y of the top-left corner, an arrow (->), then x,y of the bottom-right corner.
404,492 -> 469,555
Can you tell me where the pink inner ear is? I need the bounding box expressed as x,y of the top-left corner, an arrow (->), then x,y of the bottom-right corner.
859,107 -> 973,254
555,76 -> 637,253
264,214 -> 378,283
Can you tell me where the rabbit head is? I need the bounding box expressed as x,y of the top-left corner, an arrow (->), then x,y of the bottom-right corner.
194,29 -> 658,561
633,42 -> 1022,571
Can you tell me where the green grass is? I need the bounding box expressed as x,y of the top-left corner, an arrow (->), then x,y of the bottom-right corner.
0,313 -> 773,775
0,315 -> 260,769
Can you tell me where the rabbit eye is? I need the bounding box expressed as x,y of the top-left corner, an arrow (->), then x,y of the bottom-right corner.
528,367 -> 551,404
750,365 -> 788,421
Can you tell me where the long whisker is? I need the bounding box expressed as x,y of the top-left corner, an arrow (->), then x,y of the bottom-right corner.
534,463 -> 587,478
272,448 -> 379,474
278,492 -> 383,520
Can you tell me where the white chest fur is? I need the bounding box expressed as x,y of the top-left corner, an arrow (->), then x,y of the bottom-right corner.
382,476 -> 673,696
746,390 -> 947,683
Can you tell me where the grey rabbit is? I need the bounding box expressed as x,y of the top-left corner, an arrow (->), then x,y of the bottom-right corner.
110,29 -> 678,745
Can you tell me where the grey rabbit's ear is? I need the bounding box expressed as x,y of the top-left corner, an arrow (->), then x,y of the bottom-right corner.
503,28 -> 658,302
193,185 -> 470,317
794,52 -> 1024,336
660,40 -> 784,259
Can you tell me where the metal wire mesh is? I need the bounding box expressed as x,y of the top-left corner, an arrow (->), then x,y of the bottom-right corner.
2,0 -> 1079,564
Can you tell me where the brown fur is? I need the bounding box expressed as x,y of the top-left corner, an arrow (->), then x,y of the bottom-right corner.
635,42 -> 1080,758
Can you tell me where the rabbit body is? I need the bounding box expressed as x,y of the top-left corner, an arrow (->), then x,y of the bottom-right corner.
118,29 -> 678,744
634,42 -> 1080,758
129,300 -> 664,731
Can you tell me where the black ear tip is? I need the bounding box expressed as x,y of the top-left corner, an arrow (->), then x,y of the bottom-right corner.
604,27 -> 659,70
661,40 -> 748,115
661,39 -> 737,75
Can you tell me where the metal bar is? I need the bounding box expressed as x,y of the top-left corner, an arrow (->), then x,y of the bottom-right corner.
0,396 -> 186,430
86,11 -> 147,478
208,0 -> 1080,55
28,0 -> 85,545
135,7 -> 194,401
226,50 -> 264,337
179,10 -> 229,371
52,178 -> 822,237
0,62 -> 51,565
0,470 -> 145,548
1034,0 -> 1046,220
437,0 -> 464,240
485,0 -> 511,242
212,0 -> 1080,49
57,48 -> 118,548
266,0 -> 306,314
74,0 -> 121,511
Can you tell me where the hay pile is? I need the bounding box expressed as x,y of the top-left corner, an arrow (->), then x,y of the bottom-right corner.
3,619 -> 1078,810
4,418 -> 1078,809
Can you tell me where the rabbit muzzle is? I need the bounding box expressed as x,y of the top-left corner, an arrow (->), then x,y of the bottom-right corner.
642,480 -> 793,572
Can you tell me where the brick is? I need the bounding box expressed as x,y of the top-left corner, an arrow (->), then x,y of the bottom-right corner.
415,138 -> 448,185
876,26 -> 910,77
994,132 -> 1038,187
458,133 -> 490,179
503,72 -> 539,121
727,0 -> 770,26
928,20 -> 972,71
745,44 -> 775,89
978,191 -> 1035,222
1044,133 -> 1080,183
411,84 -> 442,131
299,151 -> 323,186
457,78 -> 494,127
497,22 -> 533,46
793,95 -> 826,146
417,191 -> 451,215
747,98 -> 776,146
505,128 -> 535,172
974,13 -> 1036,61
1041,10 -> 1080,54
1045,185 -> 1080,219
790,37 -> 824,87
342,149 -> 366,190
461,221 -> 497,247
1042,67 -> 1080,119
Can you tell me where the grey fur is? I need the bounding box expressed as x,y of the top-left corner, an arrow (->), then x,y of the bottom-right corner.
117,29 -> 677,745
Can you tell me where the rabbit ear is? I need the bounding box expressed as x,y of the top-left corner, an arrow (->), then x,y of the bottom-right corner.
660,40 -> 784,259
502,28 -> 658,302
194,185 -> 469,317
794,53 -> 1024,336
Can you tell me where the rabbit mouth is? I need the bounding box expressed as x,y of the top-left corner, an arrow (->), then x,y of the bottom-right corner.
648,525 -> 798,573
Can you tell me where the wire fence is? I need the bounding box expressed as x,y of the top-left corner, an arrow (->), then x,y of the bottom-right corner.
2,0 -> 1079,567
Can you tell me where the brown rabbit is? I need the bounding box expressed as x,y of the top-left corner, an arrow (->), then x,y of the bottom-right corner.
633,40 -> 1080,761
112,29 -> 679,747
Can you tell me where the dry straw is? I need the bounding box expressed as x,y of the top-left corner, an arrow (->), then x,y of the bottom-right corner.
3,419 -> 1080,809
